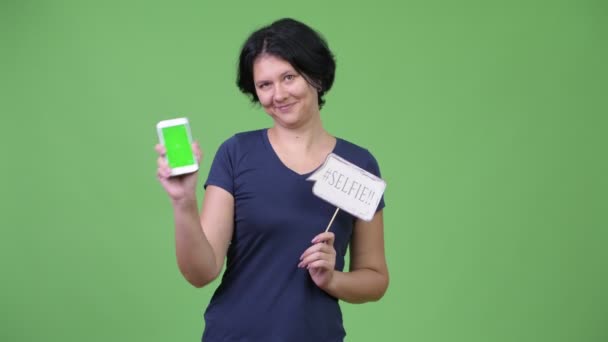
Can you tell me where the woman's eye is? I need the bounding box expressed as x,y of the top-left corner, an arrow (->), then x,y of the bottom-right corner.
258,83 -> 270,89
285,74 -> 296,81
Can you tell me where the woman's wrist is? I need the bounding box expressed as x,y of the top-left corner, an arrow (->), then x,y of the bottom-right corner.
319,270 -> 340,295
171,193 -> 198,209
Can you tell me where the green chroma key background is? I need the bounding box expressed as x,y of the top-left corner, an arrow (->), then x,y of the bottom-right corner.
1,0 -> 606,341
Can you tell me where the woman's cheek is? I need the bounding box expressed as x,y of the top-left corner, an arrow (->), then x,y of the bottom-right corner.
257,93 -> 272,107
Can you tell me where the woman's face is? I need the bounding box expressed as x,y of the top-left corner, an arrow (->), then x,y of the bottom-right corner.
253,54 -> 320,129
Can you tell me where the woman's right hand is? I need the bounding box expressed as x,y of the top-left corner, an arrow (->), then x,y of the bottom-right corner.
155,142 -> 203,202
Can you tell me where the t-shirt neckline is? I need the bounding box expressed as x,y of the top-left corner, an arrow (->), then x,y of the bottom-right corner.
262,128 -> 340,178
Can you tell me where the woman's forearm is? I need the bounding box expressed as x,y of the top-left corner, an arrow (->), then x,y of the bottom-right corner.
323,269 -> 389,304
172,196 -> 219,287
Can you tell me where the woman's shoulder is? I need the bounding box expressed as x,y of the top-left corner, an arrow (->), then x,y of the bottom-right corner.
213,129 -> 267,163
336,136 -> 369,154
334,137 -> 382,175
220,129 -> 265,144
335,136 -> 377,160
217,129 -> 266,150
233,128 -> 266,140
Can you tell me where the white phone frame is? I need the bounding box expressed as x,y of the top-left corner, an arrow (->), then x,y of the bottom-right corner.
156,117 -> 199,176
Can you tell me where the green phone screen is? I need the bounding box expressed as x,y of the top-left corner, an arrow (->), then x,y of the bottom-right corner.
162,125 -> 195,168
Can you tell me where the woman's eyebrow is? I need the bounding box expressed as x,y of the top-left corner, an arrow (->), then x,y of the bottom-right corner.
280,69 -> 298,77
255,70 -> 297,85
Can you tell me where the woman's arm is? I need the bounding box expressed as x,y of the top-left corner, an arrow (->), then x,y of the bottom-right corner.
156,142 -> 234,288
172,185 -> 234,288
327,211 -> 388,303
299,211 -> 389,303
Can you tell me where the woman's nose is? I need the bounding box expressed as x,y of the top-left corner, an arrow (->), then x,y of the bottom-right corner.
273,84 -> 288,102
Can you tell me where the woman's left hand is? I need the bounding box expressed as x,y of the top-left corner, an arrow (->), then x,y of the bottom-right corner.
298,232 -> 336,289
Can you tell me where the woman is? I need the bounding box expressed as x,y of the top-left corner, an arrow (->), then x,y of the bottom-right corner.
156,18 -> 388,342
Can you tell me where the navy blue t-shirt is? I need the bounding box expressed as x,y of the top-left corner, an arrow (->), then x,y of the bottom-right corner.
202,129 -> 385,342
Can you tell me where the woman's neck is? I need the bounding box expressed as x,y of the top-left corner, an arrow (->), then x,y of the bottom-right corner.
268,119 -> 333,153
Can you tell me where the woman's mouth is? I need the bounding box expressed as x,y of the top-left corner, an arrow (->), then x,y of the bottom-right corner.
275,103 -> 295,113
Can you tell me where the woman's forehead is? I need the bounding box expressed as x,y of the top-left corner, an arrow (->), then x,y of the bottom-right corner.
253,54 -> 296,77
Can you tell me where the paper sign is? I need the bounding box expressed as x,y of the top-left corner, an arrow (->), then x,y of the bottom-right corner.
308,153 -> 386,221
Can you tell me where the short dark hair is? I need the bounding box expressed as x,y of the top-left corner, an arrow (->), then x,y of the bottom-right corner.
237,18 -> 336,109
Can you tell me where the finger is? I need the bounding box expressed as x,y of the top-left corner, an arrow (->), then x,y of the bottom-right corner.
157,157 -> 171,178
306,259 -> 334,270
298,249 -> 336,267
157,173 -> 172,189
311,232 -> 335,245
192,141 -> 202,162
157,155 -> 170,169
300,243 -> 334,261
298,251 -> 333,268
155,144 -> 166,156
157,166 -> 171,180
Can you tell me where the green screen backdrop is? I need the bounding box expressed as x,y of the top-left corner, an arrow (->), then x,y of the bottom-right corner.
1,0 -> 606,341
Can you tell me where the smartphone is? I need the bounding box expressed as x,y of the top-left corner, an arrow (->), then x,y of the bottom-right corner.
156,118 -> 198,176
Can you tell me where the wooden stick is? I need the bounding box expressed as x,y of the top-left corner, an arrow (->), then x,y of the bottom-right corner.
324,207 -> 340,233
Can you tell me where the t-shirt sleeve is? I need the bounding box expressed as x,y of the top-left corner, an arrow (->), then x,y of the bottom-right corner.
204,136 -> 237,195
365,150 -> 386,212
